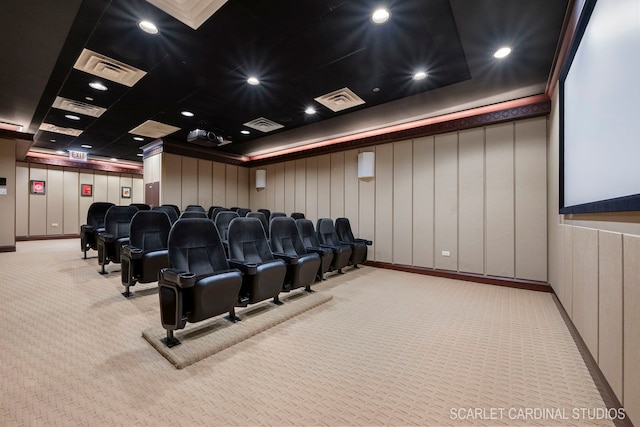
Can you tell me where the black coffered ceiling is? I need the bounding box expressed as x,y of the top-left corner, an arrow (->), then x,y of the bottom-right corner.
1,0 -> 569,163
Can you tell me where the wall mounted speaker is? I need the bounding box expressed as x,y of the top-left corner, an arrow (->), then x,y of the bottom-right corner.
357,152 -> 375,178
256,169 -> 266,189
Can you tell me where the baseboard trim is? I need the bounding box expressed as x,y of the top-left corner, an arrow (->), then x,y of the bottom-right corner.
0,245 -> 16,252
551,295 -> 633,427
363,261 -> 552,293
16,234 -> 80,242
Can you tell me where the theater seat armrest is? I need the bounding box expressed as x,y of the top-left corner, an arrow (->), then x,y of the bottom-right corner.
305,246 -> 330,255
339,240 -> 352,246
272,252 -> 299,265
228,260 -> 258,275
98,232 -> 115,243
80,224 -> 94,233
122,245 -> 143,259
160,268 -> 196,288
355,238 -> 373,245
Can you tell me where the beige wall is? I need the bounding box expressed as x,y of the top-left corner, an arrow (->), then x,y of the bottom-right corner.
547,88 -> 640,424
0,138 -> 17,248
248,116 -> 548,282
159,153 -> 249,211
15,162 -> 143,237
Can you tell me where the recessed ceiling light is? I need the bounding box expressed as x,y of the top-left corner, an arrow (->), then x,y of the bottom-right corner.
181,111 -> 194,117
305,107 -> 317,115
372,87 -> 380,92
65,114 -> 81,120
89,82 -> 108,91
240,130 -> 250,135
85,96 -> 94,101
133,136 -> 144,141
56,150 -> 65,155
494,47 -> 512,58
81,144 -> 92,149
247,76 -> 260,85
413,71 -> 428,81
110,158 -> 118,162
371,8 -> 390,24
137,153 -> 144,157
138,20 -> 159,34
50,139 -> 56,142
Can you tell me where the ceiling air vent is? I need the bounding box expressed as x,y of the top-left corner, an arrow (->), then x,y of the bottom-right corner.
314,87 -> 365,112
73,49 -> 147,87
52,97 -> 106,118
39,123 -> 82,136
145,0 -> 227,30
129,120 -> 180,138
243,117 -> 284,133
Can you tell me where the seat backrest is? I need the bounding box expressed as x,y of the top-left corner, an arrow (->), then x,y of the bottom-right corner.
214,211 -> 240,241
236,208 -> 251,217
104,205 -> 139,238
270,212 -> 286,222
86,202 -> 115,228
129,211 -> 172,251
228,217 -> 275,263
270,217 -> 307,256
185,205 -> 205,212
246,212 -> 268,236
168,218 -> 230,276
316,218 -> 341,246
290,212 -> 305,220
129,203 -> 151,211
152,205 -> 179,224
179,211 -> 208,219
207,206 -> 223,219
161,204 -> 181,218
295,219 -> 321,248
335,217 -> 356,242
257,209 -> 271,220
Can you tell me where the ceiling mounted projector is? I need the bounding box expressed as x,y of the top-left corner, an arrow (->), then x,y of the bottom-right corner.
187,128 -> 224,146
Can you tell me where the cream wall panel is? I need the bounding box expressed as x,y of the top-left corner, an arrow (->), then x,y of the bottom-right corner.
458,129 -> 484,274
162,153 -> 182,208
198,160 -> 213,209
107,174 -> 120,204
79,172 -> 94,227
344,150 -> 360,236
132,176 -> 143,204
412,136 -> 434,268
305,157 -> 318,222
393,140 -> 413,265
181,157 -> 198,207
561,224 -> 574,317
211,161 -> 226,207
571,226 -> 599,361
273,163 -> 285,213
237,166 -> 249,208
485,123 -> 515,277
284,161 -> 296,215
143,154 -> 161,184
330,152 -> 345,219
15,163 -> 28,237
624,234 -> 640,424
225,165 -> 238,208
29,165 -> 47,236
434,133 -> 458,271
63,169 -> 79,235
374,144 -> 393,263
46,167 -> 64,235
93,172 -> 108,202
598,230 -> 623,401
294,159 -> 306,214
119,175 -> 133,206
515,118 -> 547,281
317,155 -> 331,220
0,140 -> 16,247
264,166 -> 276,211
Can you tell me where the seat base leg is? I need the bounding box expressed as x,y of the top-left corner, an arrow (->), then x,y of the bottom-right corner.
226,307 -> 241,323
83,250 -> 87,260
272,295 -> 284,305
99,264 -> 108,275
337,268 -> 344,274
121,287 -> 133,298
161,330 -> 181,348
304,285 -> 315,293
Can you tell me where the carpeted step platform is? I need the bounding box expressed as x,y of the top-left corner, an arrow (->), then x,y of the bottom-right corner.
142,290 -> 332,369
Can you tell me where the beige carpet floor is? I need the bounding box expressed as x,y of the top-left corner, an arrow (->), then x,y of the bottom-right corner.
0,239 -> 615,426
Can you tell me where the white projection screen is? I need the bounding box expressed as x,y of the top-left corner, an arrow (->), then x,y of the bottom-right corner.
561,0 -> 640,213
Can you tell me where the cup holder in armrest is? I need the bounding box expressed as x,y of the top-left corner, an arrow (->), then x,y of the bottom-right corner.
178,272 -> 196,288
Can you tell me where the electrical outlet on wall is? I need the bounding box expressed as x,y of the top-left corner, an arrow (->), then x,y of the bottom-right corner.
441,250 -> 451,257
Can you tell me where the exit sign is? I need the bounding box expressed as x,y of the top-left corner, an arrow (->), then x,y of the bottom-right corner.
69,150 -> 87,161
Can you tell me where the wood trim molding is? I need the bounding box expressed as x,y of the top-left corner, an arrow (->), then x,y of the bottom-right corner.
160,138 -> 248,166
23,155 -> 143,175
0,245 -> 16,253
363,261 -> 553,293
16,234 -> 80,241
246,97 -> 551,167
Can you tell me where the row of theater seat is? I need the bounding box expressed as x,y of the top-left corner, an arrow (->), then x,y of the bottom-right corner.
79,202 -> 372,348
